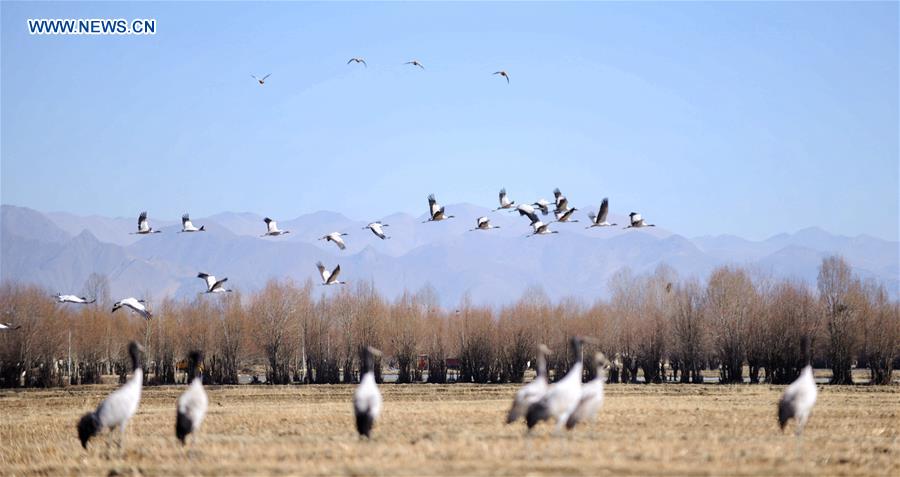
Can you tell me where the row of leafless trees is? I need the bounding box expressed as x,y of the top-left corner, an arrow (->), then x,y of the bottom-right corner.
0,256 -> 896,388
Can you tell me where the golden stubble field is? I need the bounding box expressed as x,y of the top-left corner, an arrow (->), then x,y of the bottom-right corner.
1,383 -> 897,476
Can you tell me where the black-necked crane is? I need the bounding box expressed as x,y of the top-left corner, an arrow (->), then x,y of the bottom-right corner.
424,194 -> 454,222
565,352 -> 610,431
180,214 -> 205,233
624,212 -> 655,229
251,73 -> 271,85
554,208 -> 579,223
353,346 -> 383,438
197,273 -> 232,294
528,220 -> 558,237
0,322 -> 21,331
112,298 -> 152,320
55,294 -> 96,304
532,199 -> 551,216
320,232 -> 349,250
493,70 -> 510,83
494,188 -> 516,211
77,341 -> 143,452
262,217 -> 290,236
506,344 -> 552,424
471,216 -> 500,231
347,57 -> 367,67
131,211 -> 162,235
405,59 -> 425,70
363,222 -> 390,240
515,204 -> 540,225
526,336 -> 593,433
587,198 -> 617,228
176,351 -> 209,447
553,188 -> 568,214
317,262 -> 346,285
778,339 -> 817,436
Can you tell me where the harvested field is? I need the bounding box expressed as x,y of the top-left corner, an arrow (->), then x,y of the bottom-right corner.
1,383 -> 898,476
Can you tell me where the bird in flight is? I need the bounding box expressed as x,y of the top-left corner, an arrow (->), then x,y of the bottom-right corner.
493,70 -> 510,83
262,217 -> 290,236
197,273 -> 232,294
55,294 -> 96,305
587,198 -> 617,228
347,57 -> 367,67
625,212 -> 655,229
112,298 -> 152,320
251,73 -> 271,85
470,216 -> 500,232
528,221 -> 558,237
495,188 -> 516,211
363,222 -> 390,240
320,232 -> 349,250
316,262 -> 346,285
0,323 -> 22,331
425,194 -> 454,222
405,59 -> 425,70
554,208 -> 579,223
180,214 -> 205,233
132,211 -> 162,235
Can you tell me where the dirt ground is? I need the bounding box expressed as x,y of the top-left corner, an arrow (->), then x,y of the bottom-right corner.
1,382 -> 897,476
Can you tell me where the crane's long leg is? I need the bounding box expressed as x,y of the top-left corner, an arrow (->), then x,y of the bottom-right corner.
118,423 -> 127,458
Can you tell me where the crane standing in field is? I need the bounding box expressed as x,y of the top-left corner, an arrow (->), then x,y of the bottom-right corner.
176,351 -> 209,448
565,352 -> 610,433
77,342 -> 144,454
778,339 -> 818,437
506,344 -> 552,424
526,336 -> 593,434
354,346 -> 383,438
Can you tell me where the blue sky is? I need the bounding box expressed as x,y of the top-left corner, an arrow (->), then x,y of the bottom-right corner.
2,2 -> 897,241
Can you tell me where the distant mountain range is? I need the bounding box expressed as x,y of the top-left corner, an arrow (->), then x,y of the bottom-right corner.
2,204 -> 897,306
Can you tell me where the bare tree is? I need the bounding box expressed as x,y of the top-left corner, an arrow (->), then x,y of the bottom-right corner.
817,256 -> 862,384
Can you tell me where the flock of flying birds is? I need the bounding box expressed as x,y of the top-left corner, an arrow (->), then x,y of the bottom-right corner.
253,57 -> 512,84
71,335 -> 817,457
46,187 -> 656,317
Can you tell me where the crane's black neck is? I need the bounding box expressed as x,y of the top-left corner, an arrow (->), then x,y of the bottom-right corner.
128,342 -> 142,372
536,350 -> 547,379
800,336 -> 811,367
187,351 -> 203,381
360,348 -> 375,375
570,337 -> 583,366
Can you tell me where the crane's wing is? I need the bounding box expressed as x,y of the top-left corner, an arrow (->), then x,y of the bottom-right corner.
316,262 -> 329,282
330,265 -> 342,282
598,198 -> 609,222
211,278 -> 228,291
428,194 -> 439,217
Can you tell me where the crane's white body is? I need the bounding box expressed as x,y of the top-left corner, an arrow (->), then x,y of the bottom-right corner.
180,214 -> 205,232
177,377 -> 209,441
495,188 -> 515,210
321,232 -> 348,250
778,365 -> 817,435
588,198 -> 616,228
364,222 -> 389,240
198,273 -> 231,293
262,218 -> 289,236
317,262 -> 345,285
56,294 -> 95,304
112,298 -> 151,320
530,360 -> 583,432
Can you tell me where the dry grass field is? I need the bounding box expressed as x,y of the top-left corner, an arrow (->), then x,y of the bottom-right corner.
1,383 -> 898,476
